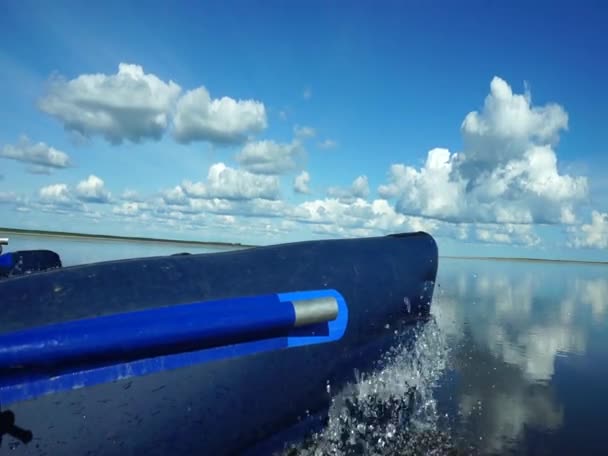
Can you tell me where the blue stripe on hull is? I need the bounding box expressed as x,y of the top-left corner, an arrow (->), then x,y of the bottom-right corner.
0,289 -> 348,406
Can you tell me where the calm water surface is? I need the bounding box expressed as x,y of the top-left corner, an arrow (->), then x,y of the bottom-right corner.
433,258 -> 608,455
2,235 -> 607,455
281,258 -> 608,456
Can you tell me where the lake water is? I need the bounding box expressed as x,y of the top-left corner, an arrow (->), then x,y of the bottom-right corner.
2,235 -> 607,455
432,259 -> 608,455
280,258 -> 608,456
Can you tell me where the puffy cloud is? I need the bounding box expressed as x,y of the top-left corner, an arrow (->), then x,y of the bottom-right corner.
179,197 -> 235,215
121,189 -> 145,202
134,178 -> 438,240
310,224 -> 373,238
113,201 -> 149,216
350,175 -> 369,198
560,207 -> 577,224
293,125 -> 316,139
162,185 -> 188,206
224,199 -> 290,219
379,149 -> 465,219
173,87 -> 266,144
290,197 -> 424,236
75,175 -> 111,203
292,198 -> 365,226
182,162 -> 280,200
137,191 -> 291,229
318,139 -> 337,150
37,178 -> 110,213
37,63 -> 270,146
294,171 -> 311,194
366,199 -> 437,233
476,228 -> 510,244
440,223 -> 470,241
569,211 -> 608,249
0,136 -> 70,170
236,140 -> 305,175
39,63 -> 181,144
131,191 -> 424,240
39,183 -> 72,205
475,223 -> 540,246
460,77 -> 568,174
327,175 -> 370,203
379,77 -> 587,225
160,190 -> 440,239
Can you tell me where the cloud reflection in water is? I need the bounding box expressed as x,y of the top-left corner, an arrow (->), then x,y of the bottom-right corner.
433,259 -> 608,454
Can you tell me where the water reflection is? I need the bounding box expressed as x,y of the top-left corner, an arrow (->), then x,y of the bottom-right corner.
243,260 -> 608,455
434,259 -> 608,454
575,278 -> 608,323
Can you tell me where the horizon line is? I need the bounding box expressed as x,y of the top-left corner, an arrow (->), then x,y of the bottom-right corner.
1,227 -> 607,266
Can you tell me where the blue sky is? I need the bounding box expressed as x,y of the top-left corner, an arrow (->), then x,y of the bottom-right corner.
1,0 -> 607,260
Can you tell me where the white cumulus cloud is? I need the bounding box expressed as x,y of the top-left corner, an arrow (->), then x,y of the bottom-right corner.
327,175 -> 370,203
236,140 -> 305,175
113,201 -> 149,216
290,197 -> 426,236
474,223 -> 540,246
121,189 -> 145,202
173,86 -> 266,144
379,148 -> 465,219
182,163 -> 280,201
294,171 -> 311,194
162,185 -> 188,206
1,136 -> 70,170
39,183 -> 73,205
569,211 -> 608,249
75,175 -> 111,203
379,77 -> 587,225
39,63 -> 181,144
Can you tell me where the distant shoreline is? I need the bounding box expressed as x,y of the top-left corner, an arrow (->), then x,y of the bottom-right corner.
0,227 -> 255,249
442,255 -> 608,266
1,227 -> 606,265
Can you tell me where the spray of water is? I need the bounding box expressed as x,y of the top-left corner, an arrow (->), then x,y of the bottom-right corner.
279,317 -> 453,455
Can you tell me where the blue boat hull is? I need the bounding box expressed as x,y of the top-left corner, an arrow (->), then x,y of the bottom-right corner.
0,232 -> 438,454
0,250 -> 61,279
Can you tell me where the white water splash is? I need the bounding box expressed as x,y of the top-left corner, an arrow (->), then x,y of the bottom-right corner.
280,318 -> 451,455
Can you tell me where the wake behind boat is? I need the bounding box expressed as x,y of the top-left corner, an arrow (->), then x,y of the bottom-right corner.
0,231 -> 438,454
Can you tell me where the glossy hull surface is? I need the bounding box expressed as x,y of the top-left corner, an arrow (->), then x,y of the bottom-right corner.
0,232 -> 438,455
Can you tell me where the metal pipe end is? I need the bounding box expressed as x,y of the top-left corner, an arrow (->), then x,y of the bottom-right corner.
292,296 -> 339,327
